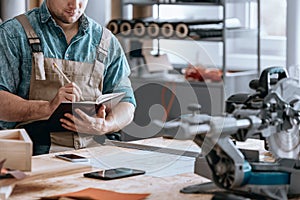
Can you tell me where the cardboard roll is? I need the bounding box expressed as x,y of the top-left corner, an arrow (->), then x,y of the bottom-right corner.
119,20 -> 132,37
147,22 -> 160,38
175,23 -> 189,39
161,23 -> 175,38
106,19 -> 121,35
133,21 -> 146,37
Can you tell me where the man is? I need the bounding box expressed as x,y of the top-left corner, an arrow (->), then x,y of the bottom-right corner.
0,0 -> 136,155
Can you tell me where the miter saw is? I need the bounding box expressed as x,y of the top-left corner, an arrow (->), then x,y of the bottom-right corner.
154,67 -> 300,200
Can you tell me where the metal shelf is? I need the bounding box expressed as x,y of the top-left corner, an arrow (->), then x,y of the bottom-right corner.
123,0 -> 258,6
225,28 -> 258,37
121,0 -> 260,70
120,0 -> 260,112
123,2 -> 221,6
116,28 -> 257,42
117,35 -> 224,42
123,0 -> 220,6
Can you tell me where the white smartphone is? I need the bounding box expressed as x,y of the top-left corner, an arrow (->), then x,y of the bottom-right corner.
55,153 -> 89,162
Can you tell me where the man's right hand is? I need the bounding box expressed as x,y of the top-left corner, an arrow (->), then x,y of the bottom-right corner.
49,82 -> 83,113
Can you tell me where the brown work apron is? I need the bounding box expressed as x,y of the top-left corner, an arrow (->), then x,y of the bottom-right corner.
16,14 -> 112,149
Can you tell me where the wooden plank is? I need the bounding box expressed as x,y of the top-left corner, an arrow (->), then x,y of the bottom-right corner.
0,154 -> 92,188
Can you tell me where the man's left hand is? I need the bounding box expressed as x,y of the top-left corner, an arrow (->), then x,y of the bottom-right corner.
60,105 -> 109,134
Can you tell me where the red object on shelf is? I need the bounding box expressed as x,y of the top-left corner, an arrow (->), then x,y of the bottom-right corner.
184,64 -> 222,82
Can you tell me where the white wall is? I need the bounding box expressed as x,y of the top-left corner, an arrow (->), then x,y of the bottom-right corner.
286,0 -> 300,67
0,0 -> 111,25
0,0 -> 26,21
85,0 -> 111,26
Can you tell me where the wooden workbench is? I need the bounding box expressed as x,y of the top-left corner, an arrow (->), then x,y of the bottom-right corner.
3,137 -> 274,199
11,170 -> 211,200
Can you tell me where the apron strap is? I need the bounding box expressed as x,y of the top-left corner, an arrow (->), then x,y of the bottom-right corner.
15,14 -> 42,53
96,27 -> 111,63
16,14 -> 45,80
89,28 -> 112,86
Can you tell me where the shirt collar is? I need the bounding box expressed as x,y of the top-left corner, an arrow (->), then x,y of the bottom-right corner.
40,1 -> 52,23
39,0 -> 89,33
79,14 -> 89,34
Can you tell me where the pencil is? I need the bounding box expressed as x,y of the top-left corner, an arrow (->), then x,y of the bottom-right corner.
53,62 -> 85,101
53,62 -> 71,83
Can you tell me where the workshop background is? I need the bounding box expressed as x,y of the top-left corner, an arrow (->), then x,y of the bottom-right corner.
0,0 -> 297,140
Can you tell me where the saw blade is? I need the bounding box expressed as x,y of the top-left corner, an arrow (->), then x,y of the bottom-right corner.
267,78 -> 300,159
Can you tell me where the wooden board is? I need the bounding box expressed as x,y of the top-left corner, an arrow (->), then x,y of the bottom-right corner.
10,168 -> 211,200
0,129 -> 32,171
0,153 -> 91,188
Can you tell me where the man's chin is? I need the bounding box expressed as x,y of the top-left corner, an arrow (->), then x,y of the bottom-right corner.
61,18 -> 78,24
60,15 -> 80,24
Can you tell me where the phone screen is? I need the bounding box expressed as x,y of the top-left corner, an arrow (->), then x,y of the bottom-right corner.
83,168 -> 145,180
55,154 -> 89,162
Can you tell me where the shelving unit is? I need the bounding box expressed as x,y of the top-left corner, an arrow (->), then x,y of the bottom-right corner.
121,0 -> 260,78
117,0 -> 260,141
122,0 -> 221,6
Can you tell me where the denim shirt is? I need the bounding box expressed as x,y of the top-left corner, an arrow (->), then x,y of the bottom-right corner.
0,2 -> 135,129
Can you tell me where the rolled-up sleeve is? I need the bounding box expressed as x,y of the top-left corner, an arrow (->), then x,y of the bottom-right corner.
0,26 -> 20,94
102,35 -> 136,107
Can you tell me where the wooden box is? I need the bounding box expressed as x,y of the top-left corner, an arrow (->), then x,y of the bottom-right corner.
0,129 -> 32,171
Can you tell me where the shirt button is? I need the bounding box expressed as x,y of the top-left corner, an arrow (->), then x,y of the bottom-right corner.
66,54 -> 69,58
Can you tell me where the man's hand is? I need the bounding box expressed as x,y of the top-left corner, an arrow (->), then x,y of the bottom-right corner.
49,82 -> 83,112
59,102 -> 134,135
60,105 -> 109,135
